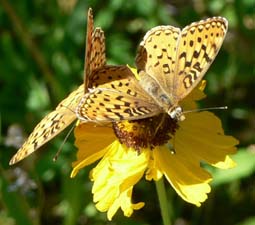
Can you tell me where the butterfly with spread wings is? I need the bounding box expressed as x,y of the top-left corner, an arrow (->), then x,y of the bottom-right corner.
76,17 -> 228,122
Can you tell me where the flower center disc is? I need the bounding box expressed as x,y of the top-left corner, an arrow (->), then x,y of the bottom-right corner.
112,113 -> 179,150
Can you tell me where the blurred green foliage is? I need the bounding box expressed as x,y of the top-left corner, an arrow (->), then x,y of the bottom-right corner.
0,0 -> 254,224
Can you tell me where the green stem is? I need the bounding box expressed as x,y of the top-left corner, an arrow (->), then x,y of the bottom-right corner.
155,178 -> 172,225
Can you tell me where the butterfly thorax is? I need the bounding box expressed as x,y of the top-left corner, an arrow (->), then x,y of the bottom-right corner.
168,105 -> 185,121
138,71 -> 185,121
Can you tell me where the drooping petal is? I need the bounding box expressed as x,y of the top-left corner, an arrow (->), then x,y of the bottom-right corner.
146,150 -> 163,181
71,122 -> 115,177
90,140 -> 148,220
107,187 -> 144,220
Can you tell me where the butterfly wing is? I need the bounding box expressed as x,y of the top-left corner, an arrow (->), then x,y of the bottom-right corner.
89,65 -> 137,87
84,7 -> 93,91
87,28 -> 106,89
173,17 -> 228,101
10,8 -> 107,164
76,65 -> 162,122
136,25 -> 181,93
9,85 -> 84,165
84,8 -> 106,92
76,88 -> 161,122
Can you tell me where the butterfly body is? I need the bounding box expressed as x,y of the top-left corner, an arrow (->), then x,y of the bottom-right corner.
138,70 -> 184,120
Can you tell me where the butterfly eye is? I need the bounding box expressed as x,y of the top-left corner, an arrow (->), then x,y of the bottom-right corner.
168,106 -> 184,121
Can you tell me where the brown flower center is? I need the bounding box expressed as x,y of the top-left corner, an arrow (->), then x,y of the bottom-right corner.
112,113 -> 179,150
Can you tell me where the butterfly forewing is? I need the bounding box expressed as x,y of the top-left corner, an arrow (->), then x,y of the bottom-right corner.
136,25 -> 181,92
87,28 -> 106,89
84,8 -> 93,92
9,85 -> 84,165
173,17 -> 228,100
84,9 -> 106,92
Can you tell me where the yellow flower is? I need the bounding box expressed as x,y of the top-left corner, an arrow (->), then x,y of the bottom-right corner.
71,79 -> 238,220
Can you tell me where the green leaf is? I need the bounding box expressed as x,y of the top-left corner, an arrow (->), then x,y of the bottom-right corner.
236,217 -> 255,225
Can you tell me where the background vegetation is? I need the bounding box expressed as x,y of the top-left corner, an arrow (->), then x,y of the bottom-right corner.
0,0 -> 254,224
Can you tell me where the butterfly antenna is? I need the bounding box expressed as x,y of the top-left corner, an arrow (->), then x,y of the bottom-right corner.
53,124 -> 75,162
183,106 -> 228,114
153,114 -> 166,137
60,104 -> 76,114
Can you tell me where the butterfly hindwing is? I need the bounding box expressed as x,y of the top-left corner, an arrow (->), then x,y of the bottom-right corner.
76,65 -> 162,122
76,88 -> 161,122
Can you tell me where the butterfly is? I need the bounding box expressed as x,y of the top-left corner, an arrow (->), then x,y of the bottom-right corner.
9,8 -> 106,165
76,17 -> 228,122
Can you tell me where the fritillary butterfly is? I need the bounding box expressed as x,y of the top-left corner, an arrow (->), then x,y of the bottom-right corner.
9,8 -> 106,164
76,17 -> 228,122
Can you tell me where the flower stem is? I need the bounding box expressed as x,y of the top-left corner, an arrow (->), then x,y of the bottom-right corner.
155,178 -> 172,225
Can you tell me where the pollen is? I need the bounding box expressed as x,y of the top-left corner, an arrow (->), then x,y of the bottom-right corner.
112,114 -> 179,150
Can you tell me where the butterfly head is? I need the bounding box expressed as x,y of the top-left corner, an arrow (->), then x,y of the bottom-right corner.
168,106 -> 185,121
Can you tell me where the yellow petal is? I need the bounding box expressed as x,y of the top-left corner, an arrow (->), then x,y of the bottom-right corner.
154,146 -> 212,206
127,65 -> 140,80
148,111 -> 238,206
107,187 -> 144,220
146,151 -> 163,181
71,122 -> 115,177
91,141 -> 148,220
180,80 -> 207,111
176,112 -> 238,165
213,155 -> 236,169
